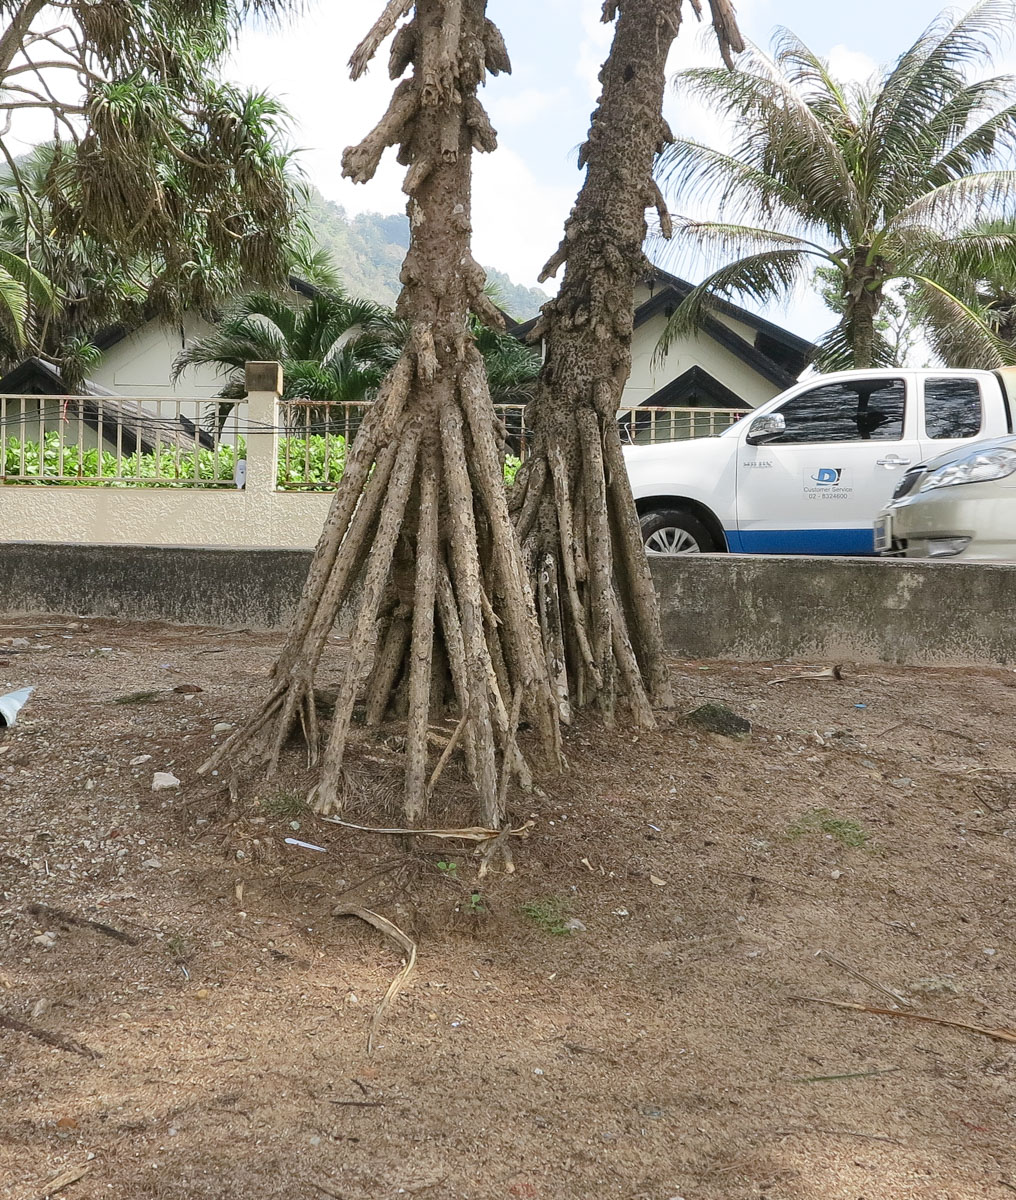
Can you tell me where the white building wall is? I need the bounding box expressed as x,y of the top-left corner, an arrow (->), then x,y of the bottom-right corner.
624,309 -> 783,410
89,313 -> 226,399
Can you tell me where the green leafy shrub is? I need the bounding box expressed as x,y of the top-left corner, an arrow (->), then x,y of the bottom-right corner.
3,431 -> 520,488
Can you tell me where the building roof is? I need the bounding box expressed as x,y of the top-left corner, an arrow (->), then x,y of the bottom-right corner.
636,266 -> 814,388
515,264 -> 816,391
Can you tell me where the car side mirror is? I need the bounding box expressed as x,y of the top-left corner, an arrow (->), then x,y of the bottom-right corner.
745,412 -> 786,445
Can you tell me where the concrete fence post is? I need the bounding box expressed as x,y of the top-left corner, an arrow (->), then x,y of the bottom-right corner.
243,361 -> 282,501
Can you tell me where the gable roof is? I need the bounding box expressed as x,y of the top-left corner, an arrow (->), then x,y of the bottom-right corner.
515,265 -> 816,390
634,266 -> 814,388
640,265 -> 815,356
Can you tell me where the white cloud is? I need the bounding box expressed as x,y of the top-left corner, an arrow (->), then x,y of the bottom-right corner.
488,87 -> 567,128
229,3 -> 406,216
473,148 -> 575,289
825,44 -> 878,85
576,3 -> 612,101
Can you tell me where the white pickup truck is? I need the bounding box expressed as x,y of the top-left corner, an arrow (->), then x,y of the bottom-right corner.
625,367 -> 1016,555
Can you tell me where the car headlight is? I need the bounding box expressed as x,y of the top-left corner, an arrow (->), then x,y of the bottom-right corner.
919,447 -> 1016,492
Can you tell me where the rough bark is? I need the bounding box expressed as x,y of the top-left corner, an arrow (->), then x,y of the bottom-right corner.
517,0 -> 742,725
201,0 -> 559,825
844,250 -> 886,370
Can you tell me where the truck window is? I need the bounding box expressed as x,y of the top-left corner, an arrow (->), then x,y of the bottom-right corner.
770,378 -> 906,444
924,377 -> 982,439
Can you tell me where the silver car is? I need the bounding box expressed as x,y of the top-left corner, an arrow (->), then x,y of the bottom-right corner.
876,435 -> 1016,561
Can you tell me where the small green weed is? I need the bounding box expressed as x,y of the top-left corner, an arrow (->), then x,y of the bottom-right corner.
261,791 -> 308,820
788,807 -> 870,849
436,860 -> 459,881
521,897 -> 573,936
466,891 -> 486,915
164,934 -> 191,961
114,690 -> 162,705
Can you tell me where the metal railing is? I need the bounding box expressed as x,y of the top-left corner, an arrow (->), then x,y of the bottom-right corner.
274,400 -> 744,490
1,394 -> 746,489
617,405 -> 744,444
0,393 -> 247,486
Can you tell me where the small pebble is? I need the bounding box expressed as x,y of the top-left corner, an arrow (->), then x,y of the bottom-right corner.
152,772 -> 180,792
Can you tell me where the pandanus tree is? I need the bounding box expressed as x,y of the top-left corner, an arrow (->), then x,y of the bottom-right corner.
0,0 -> 302,369
514,0 -> 742,726
203,0 -> 559,825
655,0 -> 1016,370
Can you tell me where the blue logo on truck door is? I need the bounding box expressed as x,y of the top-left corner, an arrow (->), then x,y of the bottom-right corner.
811,467 -> 843,485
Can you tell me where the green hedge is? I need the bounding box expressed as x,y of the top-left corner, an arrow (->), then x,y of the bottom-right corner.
3,431 -> 521,489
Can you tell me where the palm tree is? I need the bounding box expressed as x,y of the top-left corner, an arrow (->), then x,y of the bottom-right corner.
913,217 -> 1016,366
174,287 -> 541,415
173,287 -> 403,405
656,1 -> 1016,369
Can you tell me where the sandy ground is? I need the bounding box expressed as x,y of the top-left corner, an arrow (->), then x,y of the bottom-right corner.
1,616 -> 1015,1200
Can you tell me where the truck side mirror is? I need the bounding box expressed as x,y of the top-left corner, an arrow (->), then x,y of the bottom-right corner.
745,412 -> 786,445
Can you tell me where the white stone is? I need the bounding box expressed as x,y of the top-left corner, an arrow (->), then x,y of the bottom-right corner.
152,772 -> 180,791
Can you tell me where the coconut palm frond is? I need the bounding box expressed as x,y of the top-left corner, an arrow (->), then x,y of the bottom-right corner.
870,0 -> 1015,156
667,218 -> 833,277
896,226 -> 1016,281
891,170 -> 1016,232
908,274 -> 1016,368
655,140 -> 824,232
0,265 -> 28,344
659,8 -> 1016,368
656,248 -> 814,362
673,56 -> 859,226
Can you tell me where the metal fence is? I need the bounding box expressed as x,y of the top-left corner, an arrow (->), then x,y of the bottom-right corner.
617,405 -> 744,443
0,393 -> 247,486
2,393 -> 746,489
274,400 -> 745,489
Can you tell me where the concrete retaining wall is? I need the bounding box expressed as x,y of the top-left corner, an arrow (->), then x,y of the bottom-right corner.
2,542 -> 1015,666
654,554 -> 1016,665
0,542 -> 313,629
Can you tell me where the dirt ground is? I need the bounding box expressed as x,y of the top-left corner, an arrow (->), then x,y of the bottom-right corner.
1,616 -> 1015,1200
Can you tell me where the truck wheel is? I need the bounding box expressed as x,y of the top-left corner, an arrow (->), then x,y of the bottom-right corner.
640,508 -> 718,555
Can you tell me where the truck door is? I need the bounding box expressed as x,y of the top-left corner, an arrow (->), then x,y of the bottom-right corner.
733,375 -> 921,554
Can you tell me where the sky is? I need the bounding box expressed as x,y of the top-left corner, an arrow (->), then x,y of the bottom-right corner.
225,0 -> 1002,341
4,2 -> 1009,342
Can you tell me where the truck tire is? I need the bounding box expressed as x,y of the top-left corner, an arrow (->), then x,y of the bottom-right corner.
640,508 -> 720,555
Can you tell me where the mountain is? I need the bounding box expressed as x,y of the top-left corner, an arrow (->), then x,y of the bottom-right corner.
303,187 -> 549,321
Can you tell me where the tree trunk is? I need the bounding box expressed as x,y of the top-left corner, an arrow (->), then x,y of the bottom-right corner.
515,0 -> 742,725
850,286 -> 881,370
844,248 -> 887,370
200,0 -> 558,825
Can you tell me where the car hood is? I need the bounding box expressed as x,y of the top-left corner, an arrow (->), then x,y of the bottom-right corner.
921,434 -> 1016,472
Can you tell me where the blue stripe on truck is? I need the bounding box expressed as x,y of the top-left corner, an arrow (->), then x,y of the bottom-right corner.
724,528 -> 875,555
